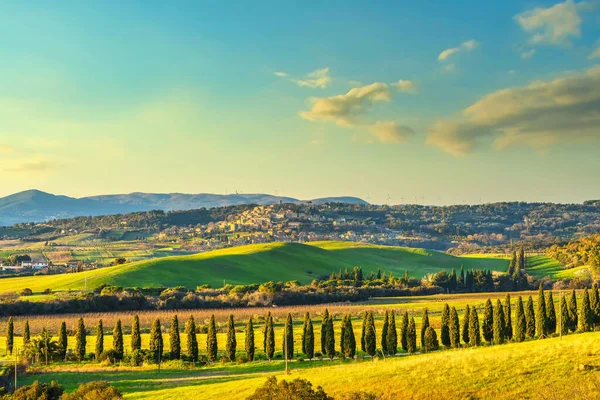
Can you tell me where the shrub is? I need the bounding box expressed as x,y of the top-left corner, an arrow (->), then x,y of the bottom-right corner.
247,377 -> 332,400
97,349 -> 120,364
42,288 -> 52,295
19,288 -> 33,296
13,380 -> 63,400
62,380 -> 123,400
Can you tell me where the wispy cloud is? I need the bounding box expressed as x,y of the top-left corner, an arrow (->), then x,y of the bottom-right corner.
274,67 -> 332,89
3,159 -> 59,173
438,40 -> 479,61
391,79 -> 417,93
426,65 -> 600,155
273,71 -> 289,77
590,41 -> 600,58
521,49 -> 536,59
0,145 -> 14,153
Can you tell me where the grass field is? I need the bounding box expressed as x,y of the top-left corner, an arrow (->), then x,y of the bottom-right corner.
0,241 -> 511,293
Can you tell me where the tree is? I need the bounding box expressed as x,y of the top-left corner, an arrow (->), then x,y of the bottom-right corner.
449,306 -> 460,348
131,315 -> 141,352
360,311 -> 368,352
321,309 -> 329,355
579,288 -> 592,332
591,282 -> 600,327
283,313 -> 293,360
341,315 -> 356,359
504,294 -> 513,341
423,327 -> 439,353
514,296 -> 526,342
559,295 -> 569,335
440,304 -> 451,347
420,308 -> 430,348
386,311 -> 397,355
94,320 -> 103,360
325,314 -> 335,359
248,376 -> 332,400
468,307 -> 481,346
6,316 -> 14,355
525,296 -> 536,339
482,299 -> 494,344
304,315 -> 314,360
112,320 -> 124,360
546,292 -> 556,335
400,311 -> 409,352
568,289 -> 578,332
380,311 -> 389,355
62,381 -> 122,400
246,317 -> 255,361
301,312 -> 309,355
406,317 -> 417,353
23,320 -> 30,347
12,380 -> 64,400
58,321 -> 68,361
493,299 -> 505,345
536,284 -> 547,339
265,313 -> 275,361
75,317 -> 86,361
225,314 -> 237,362
461,305 -> 470,345
207,315 -> 218,362
365,312 -> 377,356
169,315 -> 181,360
185,315 -> 199,363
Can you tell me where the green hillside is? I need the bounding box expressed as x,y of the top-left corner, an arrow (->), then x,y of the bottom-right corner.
0,241 -> 510,293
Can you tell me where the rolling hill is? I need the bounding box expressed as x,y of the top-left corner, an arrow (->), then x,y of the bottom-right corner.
0,241 -> 510,293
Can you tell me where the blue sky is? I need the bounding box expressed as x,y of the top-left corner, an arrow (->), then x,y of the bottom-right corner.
1,0 -> 599,204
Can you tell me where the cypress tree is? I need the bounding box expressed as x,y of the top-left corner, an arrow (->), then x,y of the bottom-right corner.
149,318 -> 163,362
514,296 -> 526,342
420,308 -> 430,348
340,315 -> 347,356
185,315 -> 198,363
579,288 -> 592,332
423,326 -> 439,353
94,320 -> 103,359
245,317 -> 255,361
568,289 -> 578,332
440,304 -> 450,347
206,315 -> 218,362
459,265 -> 465,287
113,319 -> 124,360
468,307 -> 481,346
6,317 -> 14,356
591,283 -> 600,327
301,312 -> 309,354
304,315 -> 314,360
226,314 -> 237,362
170,315 -> 181,360
263,312 -> 271,354
380,311 -> 389,355
449,306 -> 460,348
341,315 -> 356,359
386,311 -> 397,355
325,313 -> 335,359
559,296 -> 569,335
461,305 -> 471,345
493,299 -> 505,345
504,294 -> 513,341
482,299 -> 494,344
546,292 -> 556,335
23,321 -> 30,346
400,311 -> 409,352
283,313 -> 293,360
525,296 -> 536,338
406,317 -> 417,353
59,321 -> 68,360
536,284 -> 547,339
265,313 -> 275,361
365,312 -> 377,356
75,317 -> 86,361
131,315 -> 141,352
360,310 -> 368,352
321,309 -> 329,355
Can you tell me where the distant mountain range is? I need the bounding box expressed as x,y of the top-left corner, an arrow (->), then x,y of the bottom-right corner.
0,190 -> 368,226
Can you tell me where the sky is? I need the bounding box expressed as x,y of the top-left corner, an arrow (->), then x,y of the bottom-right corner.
1,0 -> 600,205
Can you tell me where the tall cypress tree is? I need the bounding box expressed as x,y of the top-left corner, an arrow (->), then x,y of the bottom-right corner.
340,315 -> 347,356
301,312 -> 309,355
568,289 -> 578,332
185,315 -> 198,363
365,312 -> 377,356
131,315 -> 141,352
514,296 -> 526,342
525,296 -> 536,338
23,321 -> 30,347
149,318 -> 163,362
482,299 -> 494,344
440,304 -> 451,347
579,288 -> 592,332
170,315 -> 181,360
341,315 -> 356,359
504,294 -> 513,341
304,315 -> 314,360
206,315 -> 218,362
468,307 -> 481,346
283,313 -> 293,360
461,305 -> 471,345
265,313 -> 275,361
94,320 -> 103,359
449,306 -> 460,348
546,292 -> 556,335
59,321 -> 68,360
226,314 -> 237,362
380,311 -> 389,355
591,282 -> 600,327
559,296 -> 569,335
400,311 -> 409,352
406,317 -> 417,353
245,317 -> 255,361
75,317 -> 86,361
423,327 -> 439,353
536,284 -> 548,339
113,319 -> 124,360
325,314 -> 335,359
386,311 -> 397,355
360,311 -> 368,352
321,309 -> 329,355
6,317 -> 14,355
493,299 -> 506,344
420,308 -> 430,348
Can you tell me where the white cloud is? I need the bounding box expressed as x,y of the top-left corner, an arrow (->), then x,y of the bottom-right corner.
521,49 -> 536,59
391,79 -> 417,93
274,67 -> 332,89
515,0 -> 594,46
274,71 -> 289,77
591,43 -> 600,59
369,121 -> 415,143
438,40 -> 479,61
426,65 -> 600,155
